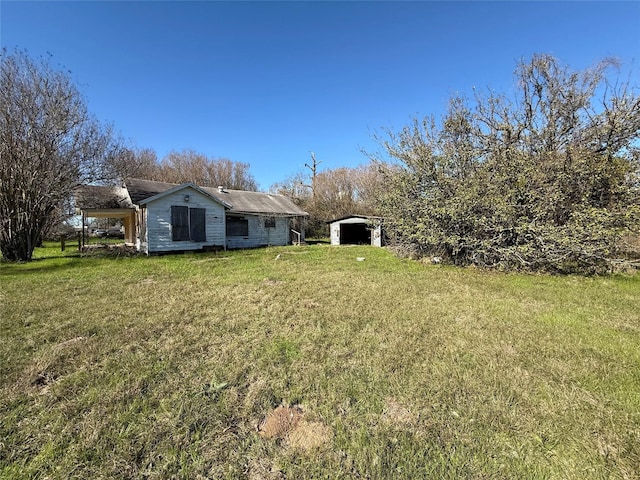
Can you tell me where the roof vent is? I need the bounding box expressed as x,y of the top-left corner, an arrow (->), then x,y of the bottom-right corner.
218,186 -> 226,193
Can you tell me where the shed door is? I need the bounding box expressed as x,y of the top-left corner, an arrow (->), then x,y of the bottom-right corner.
340,223 -> 371,245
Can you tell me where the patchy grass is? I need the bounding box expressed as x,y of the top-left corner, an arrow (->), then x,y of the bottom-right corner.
1,243 -> 639,479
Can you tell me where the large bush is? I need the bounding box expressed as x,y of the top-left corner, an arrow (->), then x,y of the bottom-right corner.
371,55 -> 640,274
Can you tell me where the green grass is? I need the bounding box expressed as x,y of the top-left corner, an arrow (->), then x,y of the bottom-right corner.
1,243 -> 639,479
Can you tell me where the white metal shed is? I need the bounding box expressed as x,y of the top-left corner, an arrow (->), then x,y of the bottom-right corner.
328,216 -> 384,247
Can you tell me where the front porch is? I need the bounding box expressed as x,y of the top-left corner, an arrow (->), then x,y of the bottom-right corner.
78,208 -> 137,248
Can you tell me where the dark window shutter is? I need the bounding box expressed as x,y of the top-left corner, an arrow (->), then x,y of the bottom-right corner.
171,206 -> 189,241
190,208 -> 206,242
226,216 -> 249,236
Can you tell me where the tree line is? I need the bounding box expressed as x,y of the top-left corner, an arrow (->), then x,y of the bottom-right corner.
270,161 -> 385,237
2,48 -> 638,273
106,147 -> 258,191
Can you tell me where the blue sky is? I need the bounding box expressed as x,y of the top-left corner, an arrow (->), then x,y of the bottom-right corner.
2,1 -> 639,190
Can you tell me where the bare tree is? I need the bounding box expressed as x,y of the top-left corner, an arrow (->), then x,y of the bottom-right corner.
0,49 -> 119,261
105,147 -> 159,184
271,163 -> 385,237
270,171 -> 310,202
304,152 -> 322,198
122,149 -> 257,191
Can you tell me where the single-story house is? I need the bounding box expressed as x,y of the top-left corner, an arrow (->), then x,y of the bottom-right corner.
74,178 -> 308,254
327,215 -> 384,247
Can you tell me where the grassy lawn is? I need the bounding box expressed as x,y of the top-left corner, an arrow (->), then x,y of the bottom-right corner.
1,243 -> 639,479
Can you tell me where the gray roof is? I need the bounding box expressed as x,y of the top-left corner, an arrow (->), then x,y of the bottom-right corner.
74,185 -> 134,210
125,178 -> 308,216
327,215 -> 383,224
125,178 -> 175,205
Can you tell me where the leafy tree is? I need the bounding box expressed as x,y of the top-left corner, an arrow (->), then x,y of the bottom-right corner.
369,54 -> 640,273
0,49 -> 118,261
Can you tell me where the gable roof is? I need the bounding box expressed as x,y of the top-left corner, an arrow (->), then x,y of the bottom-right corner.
126,178 -> 179,205
125,178 -> 308,217
137,182 -> 232,209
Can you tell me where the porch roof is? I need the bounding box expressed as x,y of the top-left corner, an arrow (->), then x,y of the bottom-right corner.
74,185 -> 135,213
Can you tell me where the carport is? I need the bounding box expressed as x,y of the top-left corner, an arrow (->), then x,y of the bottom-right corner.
73,185 -> 137,248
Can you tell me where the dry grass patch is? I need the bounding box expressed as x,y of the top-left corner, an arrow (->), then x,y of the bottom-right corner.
381,398 -> 416,426
287,420 -> 333,452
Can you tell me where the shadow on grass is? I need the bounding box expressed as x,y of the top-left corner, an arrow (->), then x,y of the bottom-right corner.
0,242 -> 135,276
0,255 -> 96,276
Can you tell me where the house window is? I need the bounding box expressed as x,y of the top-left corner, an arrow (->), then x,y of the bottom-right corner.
171,206 -> 206,242
226,216 -> 249,236
264,217 -> 276,228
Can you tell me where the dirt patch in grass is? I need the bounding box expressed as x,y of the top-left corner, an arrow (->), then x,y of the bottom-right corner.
257,405 -> 303,439
301,298 -> 320,309
257,404 -> 332,452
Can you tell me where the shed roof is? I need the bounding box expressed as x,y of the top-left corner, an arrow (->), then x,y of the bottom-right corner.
327,215 -> 383,224
125,178 -> 308,217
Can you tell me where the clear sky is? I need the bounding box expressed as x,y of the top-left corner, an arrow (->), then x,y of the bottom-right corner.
2,1 -> 639,190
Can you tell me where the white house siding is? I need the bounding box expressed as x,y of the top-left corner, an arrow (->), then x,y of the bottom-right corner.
145,187 -> 226,253
226,215 -> 290,249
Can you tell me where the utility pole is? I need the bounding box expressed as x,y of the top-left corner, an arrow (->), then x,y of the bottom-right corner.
304,152 -> 322,199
